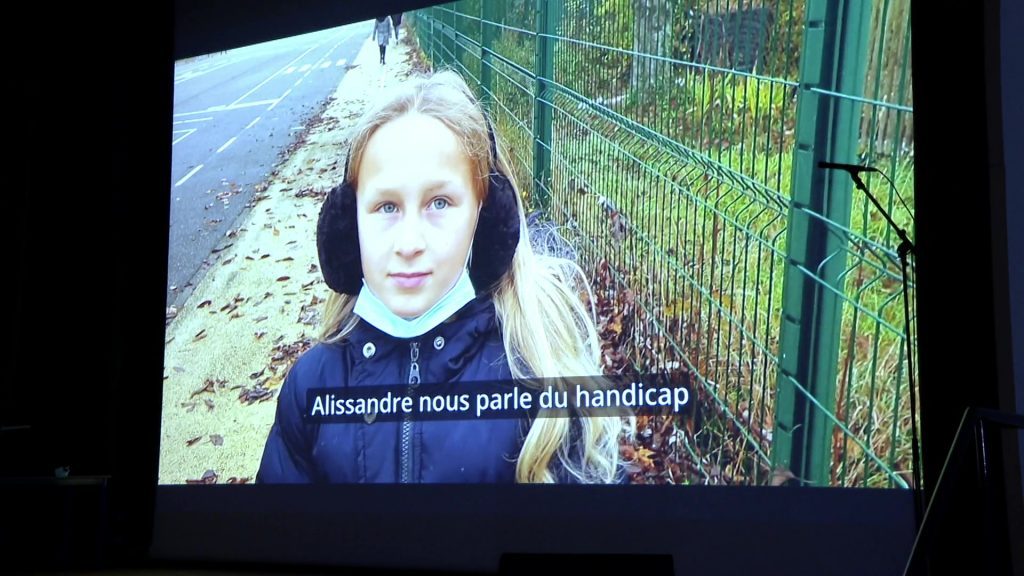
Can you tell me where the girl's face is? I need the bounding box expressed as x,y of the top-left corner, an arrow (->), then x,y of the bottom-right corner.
355,113 -> 480,319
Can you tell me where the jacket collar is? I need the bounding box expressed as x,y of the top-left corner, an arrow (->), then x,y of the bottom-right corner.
342,293 -> 500,379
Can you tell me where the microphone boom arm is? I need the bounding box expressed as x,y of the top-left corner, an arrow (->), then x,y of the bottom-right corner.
848,172 -> 915,256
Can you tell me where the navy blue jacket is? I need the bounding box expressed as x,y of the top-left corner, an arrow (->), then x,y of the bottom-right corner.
256,294 -> 526,483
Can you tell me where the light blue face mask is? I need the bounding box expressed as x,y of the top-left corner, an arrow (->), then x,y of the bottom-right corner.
353,267 -> 477,339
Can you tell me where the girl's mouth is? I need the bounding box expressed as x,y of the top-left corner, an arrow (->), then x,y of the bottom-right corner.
390,272 -> 430,289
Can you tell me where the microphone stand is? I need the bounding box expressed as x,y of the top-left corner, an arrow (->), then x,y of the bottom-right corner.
846,171 -> 922,526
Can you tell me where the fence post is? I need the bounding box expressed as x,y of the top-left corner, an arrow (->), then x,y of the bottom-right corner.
481,0 -> 497,106
533,0 -> 561,212
773,0 -> 872,486
428,6 -> 436,69
452,3 -> 463,71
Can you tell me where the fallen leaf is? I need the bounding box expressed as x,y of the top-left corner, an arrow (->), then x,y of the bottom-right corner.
185,469 -> 219,484
276,257 -> 294,263
191,379 -> 216,398
298,300 -> 320,325
260,254 -> 270,260
636,448 -> 655,468
193,329 -> 207,342
607,317 -> 623,337
211,243 -> 233,253
276,276 -> 290,282
186,436 -> 203,447
238,384 -> 274,405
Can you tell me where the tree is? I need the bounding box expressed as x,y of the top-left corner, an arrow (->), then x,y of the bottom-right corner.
630,0 -> 673,91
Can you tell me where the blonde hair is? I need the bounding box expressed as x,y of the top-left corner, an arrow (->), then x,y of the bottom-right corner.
319,67 -> 631,483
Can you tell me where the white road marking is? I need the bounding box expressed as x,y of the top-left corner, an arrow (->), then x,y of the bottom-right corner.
172,129 -> 196,146
217,136 -> 237,154
172,117 -> 213,125
229,41 -> 321,107
175,164 -> 203,187
267,88 -> 291,111
174,59 -> 235,85
245,116 -> 261,130
173,99 -> 278,118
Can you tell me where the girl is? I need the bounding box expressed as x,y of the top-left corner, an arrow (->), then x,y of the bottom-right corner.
257,68 -> 631,484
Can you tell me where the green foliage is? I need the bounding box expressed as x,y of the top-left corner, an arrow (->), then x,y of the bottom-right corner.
410,0 -> 916,488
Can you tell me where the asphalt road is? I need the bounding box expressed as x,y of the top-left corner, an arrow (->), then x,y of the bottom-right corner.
168,21 -> 372,309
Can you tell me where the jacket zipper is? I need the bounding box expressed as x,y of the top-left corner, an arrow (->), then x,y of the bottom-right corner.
400,341 -> 420,483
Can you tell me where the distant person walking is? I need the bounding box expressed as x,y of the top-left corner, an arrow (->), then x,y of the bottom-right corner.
374,16 -> 391,65
391,13 -> 403,42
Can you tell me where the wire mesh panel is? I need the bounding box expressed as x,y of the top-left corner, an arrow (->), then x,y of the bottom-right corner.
406,0 -> 914,488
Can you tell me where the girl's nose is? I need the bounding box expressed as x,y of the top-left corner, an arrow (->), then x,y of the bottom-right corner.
394,214 -> 426,257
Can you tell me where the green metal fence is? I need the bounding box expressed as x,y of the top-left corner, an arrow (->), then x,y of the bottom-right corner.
406,0 -> 915,488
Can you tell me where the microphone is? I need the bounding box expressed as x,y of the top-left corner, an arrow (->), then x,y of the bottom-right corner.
818,161 -> 878,174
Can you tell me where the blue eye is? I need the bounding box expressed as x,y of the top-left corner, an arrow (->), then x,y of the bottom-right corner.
379,202 -> 398,214
431,198 -> 449,210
